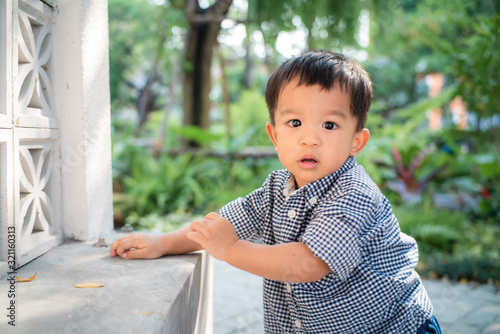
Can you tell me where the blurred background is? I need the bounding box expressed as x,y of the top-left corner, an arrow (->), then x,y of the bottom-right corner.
108,0 -> 499,285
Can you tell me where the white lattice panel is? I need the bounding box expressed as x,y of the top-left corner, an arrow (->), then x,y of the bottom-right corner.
13,128 -> 61,266
7,1 -> 61,269
14,1 -> 58,129
1,0 -> 113,275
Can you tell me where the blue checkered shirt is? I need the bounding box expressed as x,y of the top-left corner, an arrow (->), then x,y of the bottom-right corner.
220,156 -> 433,333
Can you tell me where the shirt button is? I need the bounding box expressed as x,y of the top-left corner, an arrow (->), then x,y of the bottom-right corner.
309,196 -> 318,205
288,210 -> 296,219
286,283 -> 292,293
295,319 -> 302,328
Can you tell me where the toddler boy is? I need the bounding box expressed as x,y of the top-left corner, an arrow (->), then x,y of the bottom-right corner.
111,50 -> 441,333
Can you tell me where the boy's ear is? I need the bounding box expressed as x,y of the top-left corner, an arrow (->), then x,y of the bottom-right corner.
266,122 -> 278,148
350,128 -> 370,156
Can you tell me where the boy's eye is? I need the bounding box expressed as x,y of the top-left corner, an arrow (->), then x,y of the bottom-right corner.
287,119 -> 301,127
322,122 -> 337,130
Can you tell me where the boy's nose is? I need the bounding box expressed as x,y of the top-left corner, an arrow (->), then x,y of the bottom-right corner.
299,126 -> 320,146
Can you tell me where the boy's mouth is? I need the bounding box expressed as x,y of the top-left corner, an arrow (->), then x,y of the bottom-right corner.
298,156 -> 319,169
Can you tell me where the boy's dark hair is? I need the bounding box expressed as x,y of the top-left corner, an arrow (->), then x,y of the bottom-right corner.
265,50 -> 372,132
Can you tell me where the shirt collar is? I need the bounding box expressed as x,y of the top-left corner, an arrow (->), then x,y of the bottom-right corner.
283,156 -> 357,201
283,174 -> 299,199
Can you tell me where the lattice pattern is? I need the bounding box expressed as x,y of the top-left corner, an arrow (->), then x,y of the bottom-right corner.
18,143 -> 55,239
16,8 -> 55,121
8,1 -> 61,268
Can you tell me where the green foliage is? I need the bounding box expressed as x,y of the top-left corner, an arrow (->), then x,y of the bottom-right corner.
108,0 -> 500,284
111,115 -> 139,178
173,125 -> 225,146
247,0 -> 387,51
123,151 -> 226,216
447,219 -> 500,282
125,211 -> 202,233
111,114 -> 280,230
228,89 -> 271,149
204,156 -> 282,211
113,148 -> 280,230
467,154 -> 500,220
395,203 -> 500,282
454,14 -> 500,120
108,0 -> 185,109
395,203 -> 467,254
366,0 -> 500,147
411,0 -> 500,125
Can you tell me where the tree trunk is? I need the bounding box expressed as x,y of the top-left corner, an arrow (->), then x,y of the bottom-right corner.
157,61 -> 181,153
135,70 -> 158,136
182,0 -> 233,146
243,29 -> 253,89
217,43 -> 231,141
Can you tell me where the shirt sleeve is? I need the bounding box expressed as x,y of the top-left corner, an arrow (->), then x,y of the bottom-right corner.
301,216 -> 359,281
300,191 -> 375,281
219,173 -> 274,241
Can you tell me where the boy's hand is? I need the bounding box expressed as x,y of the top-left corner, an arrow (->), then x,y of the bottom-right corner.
110,233 -> 165,259
186,212 -> 239,261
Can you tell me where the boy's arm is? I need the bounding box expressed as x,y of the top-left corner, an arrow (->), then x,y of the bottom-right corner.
226,240 -> 331,283
110,226 -> 203,259
187,213 -> 331,283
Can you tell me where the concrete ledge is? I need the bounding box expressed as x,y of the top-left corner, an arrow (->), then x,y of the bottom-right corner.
0,239 -> 212,333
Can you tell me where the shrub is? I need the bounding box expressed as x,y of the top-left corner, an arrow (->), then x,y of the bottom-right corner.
394,203 -> 500,283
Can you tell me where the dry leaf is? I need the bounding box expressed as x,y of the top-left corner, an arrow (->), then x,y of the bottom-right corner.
138,311 -> 155,315
74,283 -> 105,288
17,273 -> 37,282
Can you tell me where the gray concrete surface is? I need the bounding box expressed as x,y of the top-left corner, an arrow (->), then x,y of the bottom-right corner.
0,241 -> 205,334
213,259 -> 500,334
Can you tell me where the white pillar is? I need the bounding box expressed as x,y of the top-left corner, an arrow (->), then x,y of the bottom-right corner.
54,0 -> 113,241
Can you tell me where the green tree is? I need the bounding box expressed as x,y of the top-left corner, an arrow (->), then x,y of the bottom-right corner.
109,0 -> 387,141
361,0 -> 500,215
182,0 -> 387,145
181,0 -> 233,136
366,0 -> 500,145
108,0 -> 185,132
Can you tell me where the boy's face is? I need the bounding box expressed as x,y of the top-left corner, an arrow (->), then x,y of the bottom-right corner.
266,79 -> 370,189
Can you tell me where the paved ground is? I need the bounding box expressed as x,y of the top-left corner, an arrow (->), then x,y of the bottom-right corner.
213,259 -> 500,333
